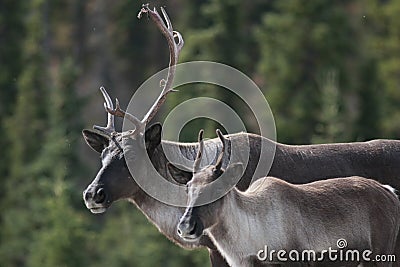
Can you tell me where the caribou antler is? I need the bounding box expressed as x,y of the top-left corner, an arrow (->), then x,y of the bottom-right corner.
138,4 -> 183,125
94,4 -> 184,135
215,129 -> 226,171
194,129 -> 226,172
93,86 -> 116,135
194,129 -> 205,173
94,5 -> 183,137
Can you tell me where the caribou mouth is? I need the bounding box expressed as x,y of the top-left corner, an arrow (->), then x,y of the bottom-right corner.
180,233 -> 203,243
84,195 -> 111,214
85,201 -> 110,214
182,235 -> 201,241
89,207 -> 108,214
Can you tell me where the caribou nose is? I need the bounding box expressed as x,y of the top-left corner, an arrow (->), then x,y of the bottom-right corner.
93,188 -> 106,204
83,189 -> 92,201
177,219 -> 197,237
83,186 -> 107,204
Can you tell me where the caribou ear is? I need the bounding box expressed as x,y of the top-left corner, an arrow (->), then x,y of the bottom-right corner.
145,123 -> 162,151
219,163 -> 244,182
167,162 -> 193,185
82,129 -> 109,153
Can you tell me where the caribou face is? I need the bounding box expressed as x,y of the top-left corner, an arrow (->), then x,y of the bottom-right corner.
82,124 -> 162,214
175,165 -> 222,241
168,129 -> 239,241
173,162 -> 242,241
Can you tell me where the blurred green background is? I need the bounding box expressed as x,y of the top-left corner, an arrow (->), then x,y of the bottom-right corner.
1,0 -> 399,266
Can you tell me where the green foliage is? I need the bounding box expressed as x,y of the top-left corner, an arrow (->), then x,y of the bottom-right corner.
255,0 -> 359,143
312,70 -> 345,143
1,1 -> 50,265
364,0 -> 400,137
0,1 -> 27,256
89,204 -> 209,267
181,0 -> 245,67
169,0 -> 252,139
28,179 -> 91,267
5,0 -> 49,178
0,1 -> 25,107
354,59 -> 383,140
1,1 -> 400,267
111,1 -> 151,84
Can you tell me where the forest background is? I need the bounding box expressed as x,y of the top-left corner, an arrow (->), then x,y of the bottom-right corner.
1,0 -> 399,266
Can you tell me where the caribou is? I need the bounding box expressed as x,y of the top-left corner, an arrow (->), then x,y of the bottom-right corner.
82,5 -> 400,267
173,129 -> 400,267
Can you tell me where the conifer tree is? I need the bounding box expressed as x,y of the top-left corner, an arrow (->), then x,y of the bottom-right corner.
365,0 -> 400,138
26,54 -> 89,266
1,0 -> 50,265
0,1 -> 25,181
255,0 -> 358,143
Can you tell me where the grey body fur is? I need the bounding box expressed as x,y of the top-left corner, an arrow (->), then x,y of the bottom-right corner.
196,177 -> 400,266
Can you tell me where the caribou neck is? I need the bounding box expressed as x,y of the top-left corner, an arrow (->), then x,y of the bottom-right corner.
126,140 -> 221,248
205,189 -> 261,266
149,138 -> 224,178
205,184 -> 287,266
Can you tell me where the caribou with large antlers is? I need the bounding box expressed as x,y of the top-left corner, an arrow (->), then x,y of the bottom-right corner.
173,130 -> 400,267
82,5 -> 400,267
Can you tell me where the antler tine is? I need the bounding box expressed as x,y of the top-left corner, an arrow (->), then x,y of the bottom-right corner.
93,86 -> 116,136
194,129 -> 205,172
215,129 -> 226,170
138,4 -> 184,127
160,7 -> 173,31
105,98 -> 144,133
160,8 -> 184,52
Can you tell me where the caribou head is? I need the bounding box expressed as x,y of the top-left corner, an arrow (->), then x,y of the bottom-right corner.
168,129 -> 242,240
82,5 -> 183,213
